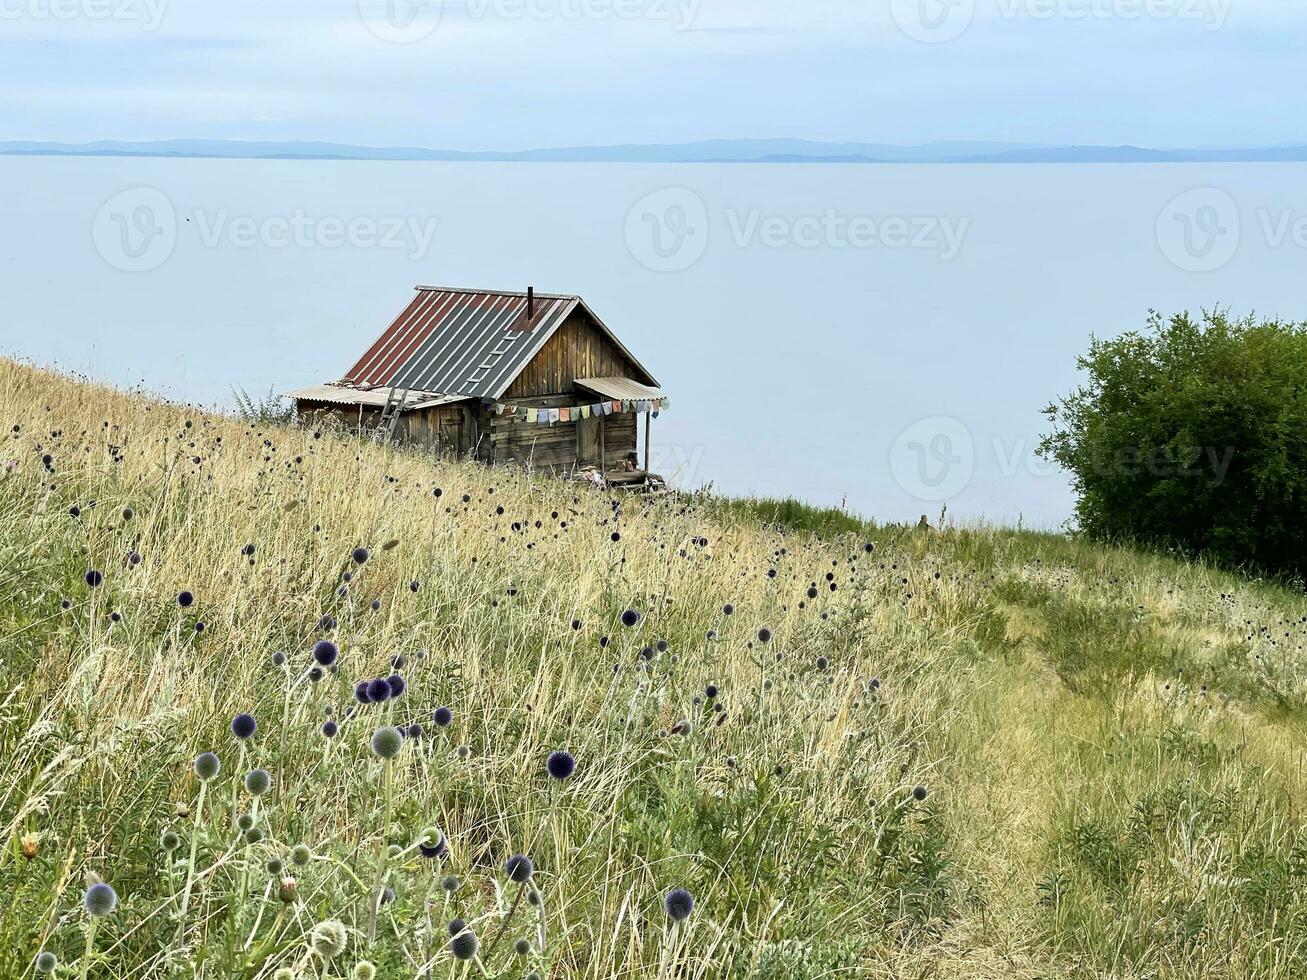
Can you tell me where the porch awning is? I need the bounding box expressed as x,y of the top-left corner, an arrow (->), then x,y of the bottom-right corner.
574,377 -> 665,402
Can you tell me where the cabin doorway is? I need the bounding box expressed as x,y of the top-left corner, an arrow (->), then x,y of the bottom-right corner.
577,416 -> 600,464
438,417 -> 463,455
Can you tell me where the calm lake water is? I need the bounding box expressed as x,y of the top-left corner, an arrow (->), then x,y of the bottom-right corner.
1,157 -> 1303,527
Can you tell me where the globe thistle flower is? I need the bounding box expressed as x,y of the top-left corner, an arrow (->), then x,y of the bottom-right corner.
370,599 -> 381,611
237,813 -> 255,833
312,639 -> 338,666
308,666 -> 323,682
266,856 -> 285,875
231,713 -> 256,740
407,722 -> 423,738
664,887 -> 694,921
273,970 -> 294,980
34,951 -> 57,974
815,656 -> 829,670
456,744 -> 470,759
241,543 -> 255,557
309,919 -> 349,959
505,853 -> 534,883
354,681 -> 371,704
441,874 -> 460,892
385,673 -> 406,698
351,547 -> 370,565
366,678 -> 391,703
290,843 -> 311,867
449,924 -> 478,961
432,706 -> 453,727
417,829 -> 447,859
128,551 -> 141,566
84,881 -> 118,917
353,963 -> 377,980
321,720 -> 338,738
704,684 -> 718,699
84,569 -> 103,588
546,749 -> 576,781
912,784 -> 928,801
722,603 -> 734,616
177,590 -> 194,608
757,627 -> 772,643
194,751 -> 221,781
244,768 -> 272,796
271,650 -> 287,666
161,829 -> 181,851
370,725 -> 404,759
515,938 -> 531,955
245,826 -> 265,845
620,608 -> 640,628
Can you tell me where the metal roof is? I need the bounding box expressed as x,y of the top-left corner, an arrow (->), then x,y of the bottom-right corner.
339,286 -> 658,400
284,384 -> 468,411
574,377 -> 665,402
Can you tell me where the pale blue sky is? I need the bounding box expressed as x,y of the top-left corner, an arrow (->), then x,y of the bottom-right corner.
1,0 -> 1304,149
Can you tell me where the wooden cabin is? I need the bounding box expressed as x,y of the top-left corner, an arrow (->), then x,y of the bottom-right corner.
287,286 -> 668,478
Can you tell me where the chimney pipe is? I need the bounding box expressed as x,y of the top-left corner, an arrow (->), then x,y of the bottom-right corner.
527,286 -> 534,321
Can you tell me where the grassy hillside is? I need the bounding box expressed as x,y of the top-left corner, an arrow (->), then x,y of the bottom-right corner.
3,359 -> 1307,979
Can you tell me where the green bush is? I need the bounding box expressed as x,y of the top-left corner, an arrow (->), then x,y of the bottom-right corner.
1040,309 -> 1307,574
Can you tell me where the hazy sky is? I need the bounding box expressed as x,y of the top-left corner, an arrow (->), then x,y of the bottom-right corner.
1,0 -> 1304,149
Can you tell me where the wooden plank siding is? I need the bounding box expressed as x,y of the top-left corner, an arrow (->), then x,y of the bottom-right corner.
503,307 -> 654,399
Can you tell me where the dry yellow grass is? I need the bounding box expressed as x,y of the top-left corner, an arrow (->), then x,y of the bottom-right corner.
3,358 -> 1307,979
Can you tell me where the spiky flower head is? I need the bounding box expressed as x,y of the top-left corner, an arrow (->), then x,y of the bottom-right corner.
34,951 -> 57,974
620,608 -> 641,628
370,725 -> 404,759
449,924 -> 478,961
312,639 -> 338,666
505,853 -> 534,883
84,881 -> 118,917
161,829 -> 181,851
546,749 -> 576,781
912,784 -> 928,801
441,874 -> 460,892
432,706 -> 453,727
244,768 -> 272,796
309,919 -> 349,959
351,547 -> 370,565
352,963 -> 377,980
177,590 -> 194,608
290,844 -> 312,866
194,751 -> 221,781
231,713 -> 257,740
664,887 -> 695,921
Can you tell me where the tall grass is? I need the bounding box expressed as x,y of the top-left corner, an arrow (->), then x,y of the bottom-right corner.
2,359 -> 1307,978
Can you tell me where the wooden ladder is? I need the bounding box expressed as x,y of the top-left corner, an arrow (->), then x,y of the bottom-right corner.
374,385 -> 411,443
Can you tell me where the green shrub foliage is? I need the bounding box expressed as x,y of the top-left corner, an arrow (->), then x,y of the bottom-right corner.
1040,309 -> 1307,573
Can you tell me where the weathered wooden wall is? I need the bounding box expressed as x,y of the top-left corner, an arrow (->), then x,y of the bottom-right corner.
484,395 -> 636,474
503,307 -> 653,399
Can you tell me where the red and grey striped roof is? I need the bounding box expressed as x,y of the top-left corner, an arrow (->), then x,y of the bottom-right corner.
340,286 -> 656,400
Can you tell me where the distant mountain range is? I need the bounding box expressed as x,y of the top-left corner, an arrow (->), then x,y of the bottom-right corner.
3,138 -> 1306,164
